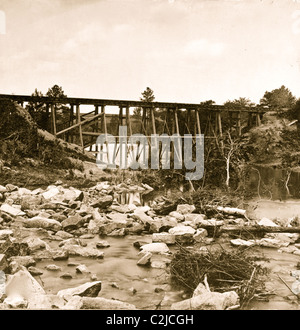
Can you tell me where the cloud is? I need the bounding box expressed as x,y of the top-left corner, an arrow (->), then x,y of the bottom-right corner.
184,39 -> 225,57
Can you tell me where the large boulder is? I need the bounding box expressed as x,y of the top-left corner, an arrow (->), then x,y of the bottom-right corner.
23,217 -> 62,232
61,214 -> 85,231
171,288 -> 239,310
4,268 -> 45,308
57,281 -> 102,301
140,242 -> 170,254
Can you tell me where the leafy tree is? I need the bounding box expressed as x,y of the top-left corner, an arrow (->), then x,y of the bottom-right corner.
224,97 -> 256,108
260,85 -> 296,110
141,87 -> 155,103
25,89 -> 47,129
133,87 -> 155,117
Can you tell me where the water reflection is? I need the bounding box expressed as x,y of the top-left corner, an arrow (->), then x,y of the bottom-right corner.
247,166 -> 300,200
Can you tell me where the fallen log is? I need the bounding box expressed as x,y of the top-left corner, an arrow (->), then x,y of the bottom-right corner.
220,225 -> 300,235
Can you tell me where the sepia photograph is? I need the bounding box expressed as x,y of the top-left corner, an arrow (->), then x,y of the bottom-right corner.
1,0 -> 300,317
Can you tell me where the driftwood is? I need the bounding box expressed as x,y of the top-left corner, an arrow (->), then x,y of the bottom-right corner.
220,225 -> 300,235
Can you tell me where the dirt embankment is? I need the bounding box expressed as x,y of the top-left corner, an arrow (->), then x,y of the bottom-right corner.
0,99 -> 108,188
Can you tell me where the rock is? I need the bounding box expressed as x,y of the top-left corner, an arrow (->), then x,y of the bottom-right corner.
62,295 -> 83,309
256,238 -> 290,248
176,204 -> 196,215
107,228 -> 127,236
4,296 -> 28,308
0,204 -> 25,217
91,195 -> 113,209
4,268 -> 45,307
61,214 -> 85,231
23,217 -> 62,232
23,237 -> 48,252
76,264 -> 90,274
126,222 -> 144,235
88,220 -> 100,234
20,195 -> 42,210
52,250 -> 69,261
96,240 -> 110,248
278,246 -> 300,254
0,185 -> 7,193
140,243 -> 170,254
171,290 -> 239,310
257,218 -> 279,227
265,233 -> 299,244
132,209 -> 153,224
169,211 -> 185,221
137,252 -> 152,266
89,274 -> 97,281
107,212 -> 129,222
193,283 -> 210,297
80,297 -> 136,310
193,228 -> 208,242
5,184 -> 18,192
98,221 -> 127,236
51,213 -> 67,222
0,237 -> 30,258
185,213 -> 206,226
57,281 -> 102,300
60,273 -> 73,279
0,254 -> 8,272
55,231 -> 73,240
150,256 -> 171,269
9,256 -> 36,268
230,239 -> 255,247
42,187 -> 60,200
133,240 -> 150,249
169,225 -> 196,235
168,225 -> 196,244
62,244 -> 104,259
0,229 -> 13,240
28,266 -> 43,276
152,233 -> 176,245
46,264 -> 62,271
27,294 -> 65,309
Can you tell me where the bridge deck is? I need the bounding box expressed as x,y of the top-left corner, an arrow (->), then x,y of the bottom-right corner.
0,94 -> 268,113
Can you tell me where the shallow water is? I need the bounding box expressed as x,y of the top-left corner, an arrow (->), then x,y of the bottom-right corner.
32,232 -> 300,310
35,235 -> 183,310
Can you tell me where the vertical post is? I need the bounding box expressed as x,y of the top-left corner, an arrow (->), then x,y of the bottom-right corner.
256,112 -> 261,126
68,104 -> 74,143
51,103 -> 56,136
126,106 -> 132,136
90,105 -> 99,152
217,111 -> 224,152
76,104 -> 84,151
196,109 -> 201,135
45,103 -> 50,132
101,105 -> 110,164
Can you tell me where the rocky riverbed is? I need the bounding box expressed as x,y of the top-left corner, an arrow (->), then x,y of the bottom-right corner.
1,181 -> 300,310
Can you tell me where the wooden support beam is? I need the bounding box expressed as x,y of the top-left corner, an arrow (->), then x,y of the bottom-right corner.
56,112 -> 104,136
196,109 -> 201,135
51,103 -> 56,136
76,104 -> 84,151
256,113 -> 261,126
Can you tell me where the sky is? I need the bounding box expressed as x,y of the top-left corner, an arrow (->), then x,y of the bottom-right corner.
0,0 -> 300,105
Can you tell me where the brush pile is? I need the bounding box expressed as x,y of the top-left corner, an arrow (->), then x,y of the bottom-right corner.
170,244 -> 269,308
